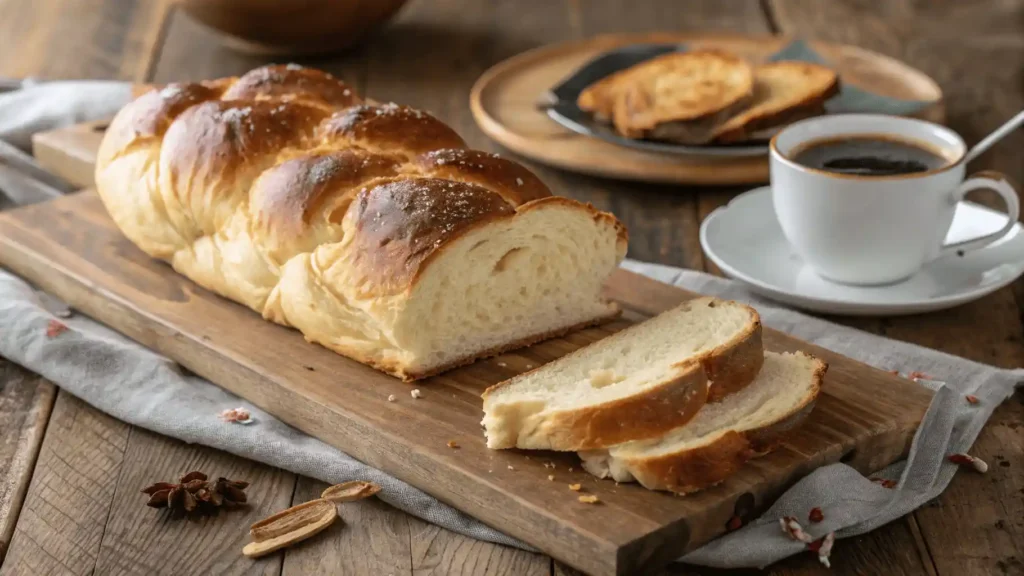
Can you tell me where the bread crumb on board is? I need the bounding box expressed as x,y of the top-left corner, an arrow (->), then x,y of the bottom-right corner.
387,394 -> 396,402
548,475 -> 554,481
578,495 -> 599,504
568,483 -> 582,491
410,389 -> 422,399
447,440 -> 459,449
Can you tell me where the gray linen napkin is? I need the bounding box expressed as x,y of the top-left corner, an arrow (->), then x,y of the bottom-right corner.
0,81 -> 1021,570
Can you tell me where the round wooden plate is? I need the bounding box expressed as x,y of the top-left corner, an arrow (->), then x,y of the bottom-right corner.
470,33 -> 945,186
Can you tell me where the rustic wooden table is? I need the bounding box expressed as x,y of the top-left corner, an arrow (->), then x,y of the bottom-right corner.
0,1 -> 1021,575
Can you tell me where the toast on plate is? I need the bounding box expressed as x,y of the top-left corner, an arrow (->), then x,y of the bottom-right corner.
712,61 -> 839,143
577,51 -> 756,144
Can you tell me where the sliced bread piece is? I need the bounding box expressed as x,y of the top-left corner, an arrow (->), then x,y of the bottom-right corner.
481,297 -> 763,451
579,351 -> 826,494
606,51 -> 755,143
711,61 -> 839,143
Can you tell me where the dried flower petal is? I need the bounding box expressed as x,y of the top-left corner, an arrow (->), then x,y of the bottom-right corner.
726,515 -> 743,531
965,394 -> 979,405
908,371 -> 934,381
948,453 -> 988,473
779,516 -> 813,543
219,407 -> 254,424
808,507 -> 824,523
807,532 -> 836,568
320,481 -> 381,503
46,319 -> 68,338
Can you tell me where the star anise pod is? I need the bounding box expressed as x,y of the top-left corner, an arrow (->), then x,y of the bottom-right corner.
141,471 -> 249,517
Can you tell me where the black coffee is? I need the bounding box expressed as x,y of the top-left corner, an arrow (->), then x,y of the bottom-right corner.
790,135 -> 950,176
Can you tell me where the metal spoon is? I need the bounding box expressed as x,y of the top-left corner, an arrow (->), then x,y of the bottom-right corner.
964,109 -> 1024,164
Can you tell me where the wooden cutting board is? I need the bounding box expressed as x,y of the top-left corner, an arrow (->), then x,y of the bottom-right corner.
9,126 -> 933,575
0,191 -> 933,575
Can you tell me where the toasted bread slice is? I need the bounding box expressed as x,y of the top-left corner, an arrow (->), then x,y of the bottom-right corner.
481,297 -> 763,451
712,61 -> 839,143
577,66 -> 634,121
603,51 -> 755,142
579,351 -> 826,494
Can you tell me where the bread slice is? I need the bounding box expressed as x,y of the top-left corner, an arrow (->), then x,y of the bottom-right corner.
593,51 -> 755,144
579,351 -> 826,493
712,61 -> 839,143
481,297 -> 763,451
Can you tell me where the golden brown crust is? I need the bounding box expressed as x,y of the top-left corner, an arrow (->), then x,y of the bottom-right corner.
346,178 -> 515,297
624,358 -> 827,493
319,103 -> 467,157
250,151 -> 402,242
703,307 -> 763,402
416,149 -> 551,206
538,361 -> 710,450
222,64 -> 361,108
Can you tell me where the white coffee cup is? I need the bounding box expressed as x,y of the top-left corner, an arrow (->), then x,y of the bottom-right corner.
770,114 -> 1020,286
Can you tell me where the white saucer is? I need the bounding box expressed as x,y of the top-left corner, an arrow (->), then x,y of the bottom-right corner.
699,186 -> 1024,316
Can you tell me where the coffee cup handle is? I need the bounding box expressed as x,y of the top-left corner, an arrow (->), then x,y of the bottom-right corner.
938,171 -> 1020,258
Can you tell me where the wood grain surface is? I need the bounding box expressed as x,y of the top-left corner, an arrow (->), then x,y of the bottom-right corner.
1,0 -> 1021,575
0,363 -> 55,563
0,190 -> 933,575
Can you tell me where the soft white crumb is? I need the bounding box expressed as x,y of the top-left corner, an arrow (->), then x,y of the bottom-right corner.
410,389 -> 422,399
387,394 -> 396,402
507,465 -> 515,471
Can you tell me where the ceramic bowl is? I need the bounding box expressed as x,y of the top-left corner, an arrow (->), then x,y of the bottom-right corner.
179,0 -> 410,56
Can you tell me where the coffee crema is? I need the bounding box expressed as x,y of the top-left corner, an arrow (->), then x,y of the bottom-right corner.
789,134 -> 953,177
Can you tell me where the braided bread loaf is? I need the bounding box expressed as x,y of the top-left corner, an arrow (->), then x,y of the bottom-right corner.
95,64 -> 628,381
